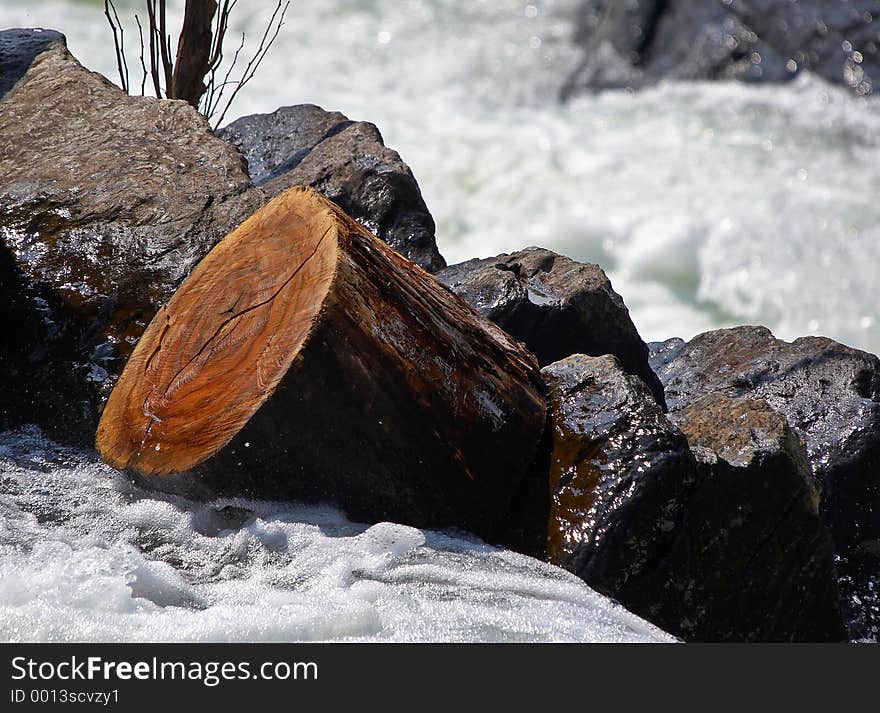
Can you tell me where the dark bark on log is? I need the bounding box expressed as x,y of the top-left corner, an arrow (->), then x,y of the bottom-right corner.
171,0 -> 217,108
96,187 -> 548,544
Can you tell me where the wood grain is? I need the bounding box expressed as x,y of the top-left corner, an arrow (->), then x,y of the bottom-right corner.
97,186 -> 548,546
96,188 -> 338,473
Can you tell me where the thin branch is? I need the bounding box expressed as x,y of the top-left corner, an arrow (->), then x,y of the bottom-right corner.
209,0 -> 235,70
206,31 -> 244,117
103,0 -> 129,92
211,0 -> 290,130
135,15 -> 149,96
202,0 -> 241,115
146,0 -> 163,97
158,0 -> 173,92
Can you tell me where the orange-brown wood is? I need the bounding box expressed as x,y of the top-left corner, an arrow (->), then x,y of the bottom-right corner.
96,188 -> 338,473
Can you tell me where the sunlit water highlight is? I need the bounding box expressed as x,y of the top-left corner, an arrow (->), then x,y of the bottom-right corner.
0,429 -> 671,642
1,0 -> 878,641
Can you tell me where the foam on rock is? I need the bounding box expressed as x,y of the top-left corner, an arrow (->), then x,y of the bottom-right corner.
0,428 -> 672,643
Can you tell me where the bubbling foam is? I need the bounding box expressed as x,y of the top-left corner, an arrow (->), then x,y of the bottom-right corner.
2,0 -> 878,352
0,428 -> 671,642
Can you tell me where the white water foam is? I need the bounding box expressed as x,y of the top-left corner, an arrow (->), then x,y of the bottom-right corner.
1,0 -> 877,643
3,0 -> 877,353
0,428 -> 671,642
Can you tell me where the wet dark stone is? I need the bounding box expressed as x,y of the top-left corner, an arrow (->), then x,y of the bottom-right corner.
731,0 -> 880,96
669,393 -> 846,642
565,0 -> 879,97
437,247 -> 665,407
543,354 -> 846,641
649,326 -> 880,640
0,29 -> 263,442
543,354 -> 694,588
217,104 -> 350,185
0,28 -> 63,99
219,104 -> 446,272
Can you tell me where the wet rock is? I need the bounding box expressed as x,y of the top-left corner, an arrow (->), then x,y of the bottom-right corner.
543,354 -> 846,641
564,0 -> 787,96
730,0 -> 879,96
543,354 -> 694,589
437,247 -> 665,406
0,29 -> 263,442
0,28 -> 63,99
219,104 -> 445,272
565,0 -> 878,97
669,394 -> 846,642
650,327 -> 880,640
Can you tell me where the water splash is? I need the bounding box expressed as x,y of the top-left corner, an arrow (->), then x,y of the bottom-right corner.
0,427 -> 670,642
3,0 -> 879,352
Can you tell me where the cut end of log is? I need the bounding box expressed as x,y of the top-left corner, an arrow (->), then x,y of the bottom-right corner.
96,186 -> 340,474
96,183 -> 547,548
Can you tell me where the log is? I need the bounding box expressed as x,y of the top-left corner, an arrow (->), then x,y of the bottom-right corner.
96,187 -> 548,543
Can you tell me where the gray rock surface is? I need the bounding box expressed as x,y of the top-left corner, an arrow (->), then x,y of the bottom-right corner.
650,327 -> 880,640
565,0 -> 879,97
437,247 -> 665,406
732,0 -> 879,95
219,105 -> 445,272
0,29 -> 263,441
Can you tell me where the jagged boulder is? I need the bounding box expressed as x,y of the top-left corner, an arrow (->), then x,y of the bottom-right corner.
438,248 -> 665,406
544,353 -> 846,641
0,29 -> 263,441
650,327 -> 880,640
669,393 -> 845,641
218,104 -> 445,272
543,354 -> 693,585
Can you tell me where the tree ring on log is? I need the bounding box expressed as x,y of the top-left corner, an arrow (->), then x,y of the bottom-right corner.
96,188 -> 339,473
96,186 -> 547,545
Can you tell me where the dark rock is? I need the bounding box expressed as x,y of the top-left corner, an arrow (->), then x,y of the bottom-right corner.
0,28 -> 63,99
437,247 -> 665,407
216,104 -> 349,185
543,354 -> 694,587
0,29 -> 263,442
730,0 -> 880,96
543,354 -> 846,641
219,105 -> 445,272
649,327 -> 880,640
565,0 -> 878,97
564,0 -> 788,95
669,393 -> 846,642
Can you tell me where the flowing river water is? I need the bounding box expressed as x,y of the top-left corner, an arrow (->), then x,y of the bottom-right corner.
1,0 -> 877,641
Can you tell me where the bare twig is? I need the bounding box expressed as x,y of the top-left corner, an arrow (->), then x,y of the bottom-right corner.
205,31 -> 244,118
105,0 -> 290,131
146,0 -> 163,97
211,0 -> 290,130
203,0 -> 238,115
158,0 -> 173,92
135,15 -> 149,96
104,0 -> 129,92
208,0 -> 236,71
